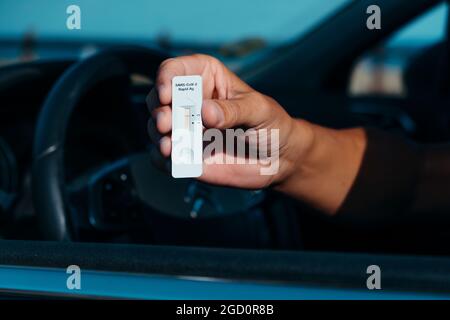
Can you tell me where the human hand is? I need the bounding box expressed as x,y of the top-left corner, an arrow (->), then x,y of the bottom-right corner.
147,54 -> 310,189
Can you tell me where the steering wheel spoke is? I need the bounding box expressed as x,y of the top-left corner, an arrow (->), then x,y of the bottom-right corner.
67,155 -> 146,234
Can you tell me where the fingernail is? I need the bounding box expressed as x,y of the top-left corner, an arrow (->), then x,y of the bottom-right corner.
155,111 -> 164,123
157,84 -> 166,98
159,136 -> 170,147
211,102 -> 224,125
159,136 -> 171,156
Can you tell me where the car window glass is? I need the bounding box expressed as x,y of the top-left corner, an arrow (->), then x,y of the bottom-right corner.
0,0 -> 351,47
349,2 -> 448,97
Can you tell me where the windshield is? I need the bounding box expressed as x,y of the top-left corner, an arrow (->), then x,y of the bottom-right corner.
0,0 -> 352,59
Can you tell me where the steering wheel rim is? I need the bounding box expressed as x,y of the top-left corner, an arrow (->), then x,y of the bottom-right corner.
32,46 -> 168,241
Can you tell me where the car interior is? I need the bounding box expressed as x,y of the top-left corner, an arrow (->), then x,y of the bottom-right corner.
0,0 -> 449,297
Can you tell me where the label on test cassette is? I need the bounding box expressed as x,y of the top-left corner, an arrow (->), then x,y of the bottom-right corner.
171,75 -> 203,178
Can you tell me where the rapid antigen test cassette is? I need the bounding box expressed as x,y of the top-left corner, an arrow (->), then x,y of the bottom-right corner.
171,75 -> 203,178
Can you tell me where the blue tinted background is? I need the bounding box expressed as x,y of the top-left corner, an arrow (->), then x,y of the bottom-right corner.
0,0 -> 352,44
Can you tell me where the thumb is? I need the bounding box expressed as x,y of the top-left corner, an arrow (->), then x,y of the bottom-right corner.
202,93 -> 270,129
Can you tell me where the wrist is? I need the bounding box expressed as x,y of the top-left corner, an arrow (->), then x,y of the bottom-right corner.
274,120 -> 367,215
273,118 -> 315,187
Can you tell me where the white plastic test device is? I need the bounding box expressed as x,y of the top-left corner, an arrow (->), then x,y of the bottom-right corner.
171,75 -> 203,178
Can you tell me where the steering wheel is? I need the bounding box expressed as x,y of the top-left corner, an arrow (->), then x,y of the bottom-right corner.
32,46 -> 264,241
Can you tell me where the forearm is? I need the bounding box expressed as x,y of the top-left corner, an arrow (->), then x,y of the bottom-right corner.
275,119 -> 367,215
275,119 -> 448,223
